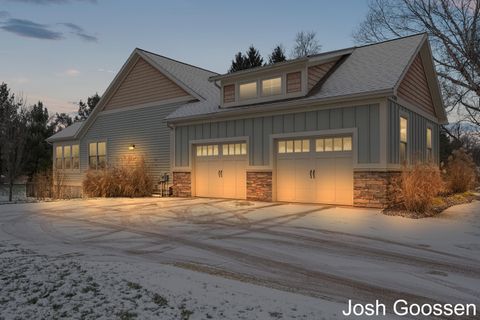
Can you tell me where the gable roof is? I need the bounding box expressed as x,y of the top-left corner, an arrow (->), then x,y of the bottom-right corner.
167,33 -> 447,123
46,121 -> 83,142
47,48 -> 219,143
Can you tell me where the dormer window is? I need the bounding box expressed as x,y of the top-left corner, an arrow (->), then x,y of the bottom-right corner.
262,77 -> 281,96
239,81 -> 257,100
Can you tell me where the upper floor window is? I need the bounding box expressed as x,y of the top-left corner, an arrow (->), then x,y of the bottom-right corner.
262,77 -> 281,96
89,141 -> 106,169
55,144 -> 80,170
239,81 -> 257,100
426,127 -> 433,161
400,116 -> 408,163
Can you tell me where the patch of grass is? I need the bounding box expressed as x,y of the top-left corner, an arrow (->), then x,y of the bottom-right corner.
126,281 -> 142,290
152,293 -> 168,307
117,310 -> 137,320
180,308 -> 193,320
27,297 -> 38,305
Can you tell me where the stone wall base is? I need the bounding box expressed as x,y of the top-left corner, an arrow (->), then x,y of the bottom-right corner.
172,172 -> 191,197
246,171 -> 272,202
353,171 -> 401,208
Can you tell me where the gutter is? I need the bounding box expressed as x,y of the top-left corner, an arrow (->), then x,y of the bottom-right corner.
166,89 -> 394,125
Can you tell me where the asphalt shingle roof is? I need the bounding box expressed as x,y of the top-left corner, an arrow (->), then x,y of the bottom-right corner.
46,121 -> 83,142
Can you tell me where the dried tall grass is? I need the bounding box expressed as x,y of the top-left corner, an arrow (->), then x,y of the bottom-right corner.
83,157 -> 153,197
399,163 -> 445,213
444,148 -> 477,193
31,169 -> 68,199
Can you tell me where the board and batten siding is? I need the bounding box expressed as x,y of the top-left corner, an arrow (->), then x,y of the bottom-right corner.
175,104 -> 380,167
56,103 -> 177,186
388,100 -> 439,165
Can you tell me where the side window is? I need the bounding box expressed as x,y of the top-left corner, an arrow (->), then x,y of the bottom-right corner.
55,146 -> 63,169
72,145 -> 80,169
426,127 -> 433,162
64,146 -> 72,169
89,142 -> 107,169
400,116 -> 408,163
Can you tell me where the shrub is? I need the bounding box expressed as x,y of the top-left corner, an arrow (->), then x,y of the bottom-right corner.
399,163 -> 445,213
30,169 -> 68,199
83,157 -> 153,197
444,148 -> 477,193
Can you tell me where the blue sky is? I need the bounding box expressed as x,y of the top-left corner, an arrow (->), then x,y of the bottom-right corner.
0,0 -> 369,114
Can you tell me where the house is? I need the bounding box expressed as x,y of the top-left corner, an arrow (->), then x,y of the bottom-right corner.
47,33 -> 447,207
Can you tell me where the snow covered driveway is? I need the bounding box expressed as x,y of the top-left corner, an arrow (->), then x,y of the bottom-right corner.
1,198 -> 479,319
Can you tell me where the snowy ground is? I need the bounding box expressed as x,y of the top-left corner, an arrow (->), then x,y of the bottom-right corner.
0,198 -> 479,319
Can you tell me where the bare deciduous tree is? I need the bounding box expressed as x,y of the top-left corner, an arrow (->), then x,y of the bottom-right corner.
354,0 -> 480,134
292,31 -> 322,58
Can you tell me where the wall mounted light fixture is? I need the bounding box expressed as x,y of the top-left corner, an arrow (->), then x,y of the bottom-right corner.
129,144 -> 136,150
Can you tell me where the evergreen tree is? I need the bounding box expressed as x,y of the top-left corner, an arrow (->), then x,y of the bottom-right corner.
229,46 -> 264,73
50,113 -> 73,133
229,52 -> 248,73
245,45 -> 263,68
268,45 -> 287,64
75,93 -> 100,121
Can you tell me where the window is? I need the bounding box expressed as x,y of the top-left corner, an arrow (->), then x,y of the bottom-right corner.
426,127 -> 433,162
196,144 -> 219,157
278,139 -> 310,153
239,81 -> 257,100
64,146 -> 71,169
315,136 -> 352,152
89,142 -> 106,169
55,146 -> 63,169
262,77 -> 281,96
223,143 -> 247,156
400,116 -> 408,163
72,145 -> 80,169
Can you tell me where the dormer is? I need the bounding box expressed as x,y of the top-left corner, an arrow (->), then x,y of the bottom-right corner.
210,48 -> 352,108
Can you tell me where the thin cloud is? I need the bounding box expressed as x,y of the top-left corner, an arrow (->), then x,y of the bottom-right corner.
6,0 -> 97,4
0,18 -> 63,40
57,68 -> 80,77
97,68 -> 115,74
59,22 -> 98,42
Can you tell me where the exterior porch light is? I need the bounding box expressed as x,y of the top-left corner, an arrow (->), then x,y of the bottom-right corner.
129,144 -> 135,150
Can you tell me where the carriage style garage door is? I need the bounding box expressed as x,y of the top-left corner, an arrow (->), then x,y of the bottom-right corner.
194,143 -> 247,199
276,136 -> 353,205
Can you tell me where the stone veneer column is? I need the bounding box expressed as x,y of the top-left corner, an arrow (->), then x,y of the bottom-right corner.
172,172 -> 191,197
353,171 -> 401,208
246,171 -> 272,202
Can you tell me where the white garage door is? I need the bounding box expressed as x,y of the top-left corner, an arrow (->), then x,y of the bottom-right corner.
276,136 -> 353,205
194,143 -> 247,199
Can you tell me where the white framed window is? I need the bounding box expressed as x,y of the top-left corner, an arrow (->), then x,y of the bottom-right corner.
72,145 -> 80,169
278,139 -> 309,153
222,143 -> 247,156
196,144 -> 218,157
400,116 -> 408,163
56,144 -> 80,170
315,136 -> 352,152
89,141 -> 106,169
426,127 -> 433,162
261,77 -> 282,96
64,145 -> 72,169
239,81 -> 257,100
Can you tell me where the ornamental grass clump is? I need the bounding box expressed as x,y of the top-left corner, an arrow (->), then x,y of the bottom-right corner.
83,157 -> 153,197
399,163 -> 445,213
443,148 -> 477,193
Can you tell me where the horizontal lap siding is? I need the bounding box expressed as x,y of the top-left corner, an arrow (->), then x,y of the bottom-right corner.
175,104 -> 380,167
77,104 -> 177,183
388,100 -> 439,164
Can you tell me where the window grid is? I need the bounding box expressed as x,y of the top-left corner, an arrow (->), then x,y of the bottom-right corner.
89,142 -> 107,169
278,139 -> 310,154
400,116 -> 408,163
196,144 -> 219,157
222,143 -> 247,156
315,137 -> 352,152
56,144 -> 80,170
261,77 -> 281,96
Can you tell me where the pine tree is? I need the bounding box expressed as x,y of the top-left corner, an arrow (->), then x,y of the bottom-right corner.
268,45 -> 287,64
245,45 -> 263,68
229,52 -> 248,73
50,113 -> 73,133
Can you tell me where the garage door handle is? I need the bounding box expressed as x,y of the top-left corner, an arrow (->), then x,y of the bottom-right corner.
309,169 -> 312,179
313,169 -> 316,179
218,170 -> 220,177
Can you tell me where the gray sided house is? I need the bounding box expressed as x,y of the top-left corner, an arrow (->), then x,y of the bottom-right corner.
47,33 -> 447,208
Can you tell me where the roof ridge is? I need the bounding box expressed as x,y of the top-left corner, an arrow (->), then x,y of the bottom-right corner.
353,32 -> 426,50
136,48 -> 219,75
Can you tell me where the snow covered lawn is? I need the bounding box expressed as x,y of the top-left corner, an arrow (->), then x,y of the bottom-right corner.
0,197 -> 479,319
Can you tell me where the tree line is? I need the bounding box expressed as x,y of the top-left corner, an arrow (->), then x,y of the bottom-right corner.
0,82 -> 100,201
